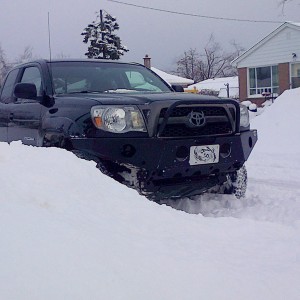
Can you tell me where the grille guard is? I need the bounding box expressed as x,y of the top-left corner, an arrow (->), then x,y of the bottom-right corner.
156,99 -> 240,138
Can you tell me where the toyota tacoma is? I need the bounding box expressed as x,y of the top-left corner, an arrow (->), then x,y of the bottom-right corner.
0,59 -> 257,200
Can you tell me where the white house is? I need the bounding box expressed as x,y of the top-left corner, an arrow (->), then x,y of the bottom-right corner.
232,22 -> 300,105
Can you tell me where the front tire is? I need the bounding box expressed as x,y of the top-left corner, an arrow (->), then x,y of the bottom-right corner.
209,165 -> 248,199
231,165 -> 247,199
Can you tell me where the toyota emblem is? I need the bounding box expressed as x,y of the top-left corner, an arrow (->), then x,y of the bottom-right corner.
188,111 -> 206,127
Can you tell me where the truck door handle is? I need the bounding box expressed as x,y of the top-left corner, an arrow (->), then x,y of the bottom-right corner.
9,113 -> 14,121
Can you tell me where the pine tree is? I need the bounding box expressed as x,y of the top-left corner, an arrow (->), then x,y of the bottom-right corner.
81,10 -> 129,60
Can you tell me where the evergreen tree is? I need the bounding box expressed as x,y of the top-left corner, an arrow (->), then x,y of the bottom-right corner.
81,10 -> 129,60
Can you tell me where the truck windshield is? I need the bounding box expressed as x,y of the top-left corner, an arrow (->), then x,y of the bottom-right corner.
48,61 -> 172,95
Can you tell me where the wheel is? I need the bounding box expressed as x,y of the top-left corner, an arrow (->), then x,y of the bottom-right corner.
208,165 -> 248,199
42,135 -> 73,150
231,165 -> 247,199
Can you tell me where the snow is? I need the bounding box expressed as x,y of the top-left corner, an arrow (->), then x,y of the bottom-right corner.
187,76 -> 239,98
151,67 -> 194,86
251,87 -> 300,154
1,89 -> 300,299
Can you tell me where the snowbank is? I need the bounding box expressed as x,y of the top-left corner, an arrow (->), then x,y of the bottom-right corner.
251,87 -> 300,154
0,142 -> 300,300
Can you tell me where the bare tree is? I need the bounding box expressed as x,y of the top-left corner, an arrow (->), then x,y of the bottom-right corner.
230,40 -> 245,57
176,35 -> 239,82
199,35 -> 237,79
0,44 -> 10,87
278,0 -> 299,13
0,46 -> 37,87
176,49 -> 200,81
15,46 -> 34,64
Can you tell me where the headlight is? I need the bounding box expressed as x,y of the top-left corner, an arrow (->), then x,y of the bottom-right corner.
239,104 -> 250,128
91,106 -> 147,133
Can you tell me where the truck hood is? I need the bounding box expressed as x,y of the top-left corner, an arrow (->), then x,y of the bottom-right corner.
57,92 -> 220,106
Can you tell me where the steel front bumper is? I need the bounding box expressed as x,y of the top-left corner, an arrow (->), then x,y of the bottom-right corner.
71,130 -> 257,198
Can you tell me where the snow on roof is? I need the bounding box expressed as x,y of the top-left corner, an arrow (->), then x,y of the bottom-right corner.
287,22 -> 300,27
151,67 -> 194,86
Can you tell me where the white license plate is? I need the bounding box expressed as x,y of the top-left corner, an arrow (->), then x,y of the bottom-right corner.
189,144 -> 220,165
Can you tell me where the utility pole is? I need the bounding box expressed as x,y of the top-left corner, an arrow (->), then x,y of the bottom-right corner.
100,9 -> 106,59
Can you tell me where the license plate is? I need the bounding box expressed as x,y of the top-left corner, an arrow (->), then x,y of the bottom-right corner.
189,144 -> 220,165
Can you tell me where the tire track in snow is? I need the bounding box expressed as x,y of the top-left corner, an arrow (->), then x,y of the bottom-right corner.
160,175 -> 300,225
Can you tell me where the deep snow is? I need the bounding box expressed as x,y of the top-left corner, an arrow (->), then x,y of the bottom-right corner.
0,89 -> 300,300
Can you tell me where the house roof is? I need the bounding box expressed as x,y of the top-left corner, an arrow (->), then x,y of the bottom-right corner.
151,67 -> 194,86
232,22 -> 300,67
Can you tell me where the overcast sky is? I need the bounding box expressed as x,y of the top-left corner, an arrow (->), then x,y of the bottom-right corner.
0,0 -> 299,70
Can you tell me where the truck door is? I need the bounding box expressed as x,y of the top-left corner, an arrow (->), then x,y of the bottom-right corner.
7,66 -> 43,146
0,68 -> 20,142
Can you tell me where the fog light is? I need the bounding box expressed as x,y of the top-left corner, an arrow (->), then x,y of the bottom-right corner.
220,143 -> 231,158
121,144 -> 136,158
176,146 -> 189,161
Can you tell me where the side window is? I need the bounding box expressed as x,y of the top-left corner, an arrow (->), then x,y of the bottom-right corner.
0,69 -> 19,103
20,67 -> 43,97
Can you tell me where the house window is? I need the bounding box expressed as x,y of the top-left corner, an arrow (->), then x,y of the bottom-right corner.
249,65 -> 278,96
291,63 -> 300,89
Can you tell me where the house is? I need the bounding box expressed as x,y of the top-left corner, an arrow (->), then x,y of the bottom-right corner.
187,76 -> 239,98
232,22 -> 300,106
143,55 -> 194,87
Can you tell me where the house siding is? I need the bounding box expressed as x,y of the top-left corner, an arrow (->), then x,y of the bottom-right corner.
237,27 -> 300,68
234,23 -> 300,106
278,63 -> 290,92
238,68 -> 247,101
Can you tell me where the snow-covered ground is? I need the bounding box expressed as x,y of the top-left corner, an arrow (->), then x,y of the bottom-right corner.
0,89 -> 300,300
187,76 -> 239,98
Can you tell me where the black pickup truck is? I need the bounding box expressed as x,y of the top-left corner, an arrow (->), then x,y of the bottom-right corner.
0,59 -> 257,200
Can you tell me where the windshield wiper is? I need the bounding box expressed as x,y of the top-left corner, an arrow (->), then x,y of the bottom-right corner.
67,90 -> 104,94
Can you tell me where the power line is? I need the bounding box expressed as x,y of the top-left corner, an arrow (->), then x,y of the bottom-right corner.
107,0 -> 283,24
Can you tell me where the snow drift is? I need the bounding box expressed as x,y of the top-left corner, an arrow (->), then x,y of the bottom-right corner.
251,87 -> 300,154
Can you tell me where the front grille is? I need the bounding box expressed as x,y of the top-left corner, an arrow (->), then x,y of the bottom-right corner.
158,105 -> 235,138
161,123 -> 232,137
159,106 -> 226,118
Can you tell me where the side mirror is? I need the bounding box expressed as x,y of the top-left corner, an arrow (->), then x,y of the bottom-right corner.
14,83 -> 37,100
171,85 -> 184,92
